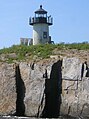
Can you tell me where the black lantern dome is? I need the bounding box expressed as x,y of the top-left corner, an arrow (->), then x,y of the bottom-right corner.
29,5 -> 53,25
35,5 -> 47,14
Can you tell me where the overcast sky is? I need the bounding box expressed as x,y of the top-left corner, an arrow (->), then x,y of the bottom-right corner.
0,0 -> 89,49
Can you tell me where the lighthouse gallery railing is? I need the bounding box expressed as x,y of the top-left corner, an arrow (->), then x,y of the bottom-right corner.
29,17 -> 53,25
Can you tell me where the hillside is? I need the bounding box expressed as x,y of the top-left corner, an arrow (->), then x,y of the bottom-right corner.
0,43 -> 89,63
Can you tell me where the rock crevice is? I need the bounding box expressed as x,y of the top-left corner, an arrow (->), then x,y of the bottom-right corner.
41,60 -> 62,118
0,57 -> 89,118
15,65 -> 25,116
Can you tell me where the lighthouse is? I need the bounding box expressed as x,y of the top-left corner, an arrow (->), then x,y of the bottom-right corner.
29,5 -> 53,45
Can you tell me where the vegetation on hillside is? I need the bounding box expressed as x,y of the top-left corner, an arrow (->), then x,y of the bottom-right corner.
0,42 -> 89,63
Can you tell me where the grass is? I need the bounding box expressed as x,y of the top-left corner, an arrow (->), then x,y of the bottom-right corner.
0,43 -> 89,63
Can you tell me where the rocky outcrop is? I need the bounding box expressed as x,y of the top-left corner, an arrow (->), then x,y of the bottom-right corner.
62,57 -> 82,80
0,63 -> 16,115
0,57 -> 89,118
61,78 -> 89,118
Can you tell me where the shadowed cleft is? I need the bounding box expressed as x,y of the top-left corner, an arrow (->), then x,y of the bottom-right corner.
15,65 -> 26,116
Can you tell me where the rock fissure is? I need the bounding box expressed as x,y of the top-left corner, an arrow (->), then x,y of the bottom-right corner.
15,65 -> 25,116
1,58 -> 89,118
41,60 -> 62,118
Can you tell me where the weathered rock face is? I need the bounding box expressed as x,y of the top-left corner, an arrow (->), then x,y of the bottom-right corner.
19,59 -> 54,117
62,57 -> 82,80
0,63 -> 16,115
61,78 -> 89,118
0,57 -> 89,118
19,57 -> 89,118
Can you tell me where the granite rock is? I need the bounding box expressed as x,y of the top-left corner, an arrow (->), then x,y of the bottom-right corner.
1,57 -> 89,118
0,63 -> 16,115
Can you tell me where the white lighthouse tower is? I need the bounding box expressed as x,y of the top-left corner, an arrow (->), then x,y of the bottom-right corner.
29,5 -> 53,45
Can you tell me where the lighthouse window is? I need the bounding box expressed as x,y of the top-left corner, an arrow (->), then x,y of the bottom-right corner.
43,32 -> 47,39
39,14 -> 44,17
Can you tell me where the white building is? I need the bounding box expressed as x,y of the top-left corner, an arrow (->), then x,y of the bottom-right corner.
29,5 -> 53,45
